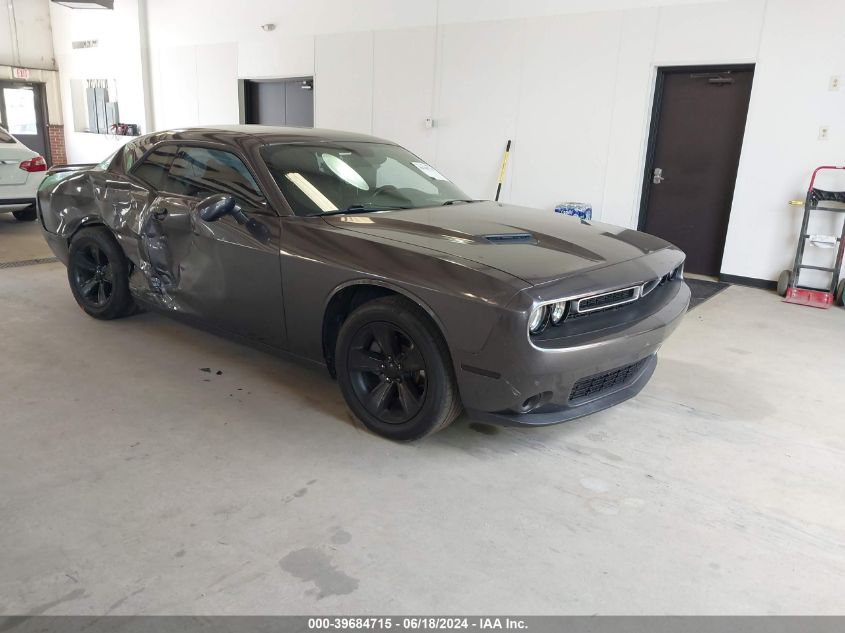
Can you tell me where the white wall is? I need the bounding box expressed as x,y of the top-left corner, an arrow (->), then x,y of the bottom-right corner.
312,0 -> 766,225
47,0 -> 845,282
49,0 -> 149,161
0,0 -> 54,70
722,0 -> 845,283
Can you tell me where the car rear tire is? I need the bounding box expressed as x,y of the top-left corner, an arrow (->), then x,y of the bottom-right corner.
68,227 -> 136,320
13,206 -> 36,222
336,295 -> 462,441
777,269 -> 792,297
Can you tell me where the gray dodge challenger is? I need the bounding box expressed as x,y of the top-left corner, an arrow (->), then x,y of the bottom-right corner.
38,126 -> 689,440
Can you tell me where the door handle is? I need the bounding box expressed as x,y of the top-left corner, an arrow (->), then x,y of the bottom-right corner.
653,168 -> 665,184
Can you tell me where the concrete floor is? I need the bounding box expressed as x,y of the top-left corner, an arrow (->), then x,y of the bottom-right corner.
0,214 -> 55,264
1,220 -> 844,615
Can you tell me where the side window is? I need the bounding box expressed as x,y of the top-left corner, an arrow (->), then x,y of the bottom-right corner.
132,144 -> 180,191
168,146 -> 265,210
123,140 -> 144,171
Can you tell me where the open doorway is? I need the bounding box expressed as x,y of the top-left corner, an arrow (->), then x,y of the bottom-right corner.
0,81 -> 49,163
241,77 -> 314,128
638,65 -> 754,276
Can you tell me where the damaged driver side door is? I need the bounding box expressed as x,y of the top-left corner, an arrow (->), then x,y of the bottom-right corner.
131,142 -> 286,349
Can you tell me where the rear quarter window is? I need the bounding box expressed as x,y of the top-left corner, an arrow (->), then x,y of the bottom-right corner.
123,141 -> 144,171
132,144 -> 180,191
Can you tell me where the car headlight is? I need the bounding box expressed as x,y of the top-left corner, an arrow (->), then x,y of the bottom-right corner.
528,305 -> 548,334
550,301 -> 567,325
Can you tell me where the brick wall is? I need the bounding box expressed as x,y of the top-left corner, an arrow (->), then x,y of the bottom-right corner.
47,125 -> 68,166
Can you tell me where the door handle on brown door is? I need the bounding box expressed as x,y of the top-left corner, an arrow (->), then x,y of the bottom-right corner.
653,168 -> 665,184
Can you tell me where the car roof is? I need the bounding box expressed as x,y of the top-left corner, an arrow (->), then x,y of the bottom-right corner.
159,125 -> 396,146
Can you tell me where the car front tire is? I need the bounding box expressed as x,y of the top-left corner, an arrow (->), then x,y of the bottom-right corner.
68,227 -> 136,320
12,206 -> 37,222
336,295 -> 462,441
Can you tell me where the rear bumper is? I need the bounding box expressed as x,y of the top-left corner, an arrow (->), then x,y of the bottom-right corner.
41,227 -> 71,265
0,172 -> 44,208
0,197 -> 35,211
455,279 -> 690,427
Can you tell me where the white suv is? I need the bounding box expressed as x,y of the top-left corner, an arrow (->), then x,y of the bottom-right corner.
0,125 -> 48,222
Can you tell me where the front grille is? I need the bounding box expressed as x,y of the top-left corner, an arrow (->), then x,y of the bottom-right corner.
576,287 -> 638,313
568,358 -> 648,403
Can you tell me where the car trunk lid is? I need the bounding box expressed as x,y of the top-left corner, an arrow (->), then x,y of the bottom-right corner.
0,147 -> 32,186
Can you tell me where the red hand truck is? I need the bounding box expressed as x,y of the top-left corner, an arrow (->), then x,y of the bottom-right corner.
777,165 -> 845,308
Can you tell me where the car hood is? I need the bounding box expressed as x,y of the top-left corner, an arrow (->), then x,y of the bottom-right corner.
324,201 -> 675,286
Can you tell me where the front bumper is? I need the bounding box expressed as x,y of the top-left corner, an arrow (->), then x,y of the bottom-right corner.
455,277 -> 690,427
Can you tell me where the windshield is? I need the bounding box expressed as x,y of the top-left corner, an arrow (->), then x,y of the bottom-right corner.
260,142 -> 472,216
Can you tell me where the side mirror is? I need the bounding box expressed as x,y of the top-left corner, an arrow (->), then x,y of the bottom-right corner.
197,193 -> 236,222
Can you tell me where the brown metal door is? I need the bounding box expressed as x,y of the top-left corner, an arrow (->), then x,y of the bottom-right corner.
641,68 -> 754,275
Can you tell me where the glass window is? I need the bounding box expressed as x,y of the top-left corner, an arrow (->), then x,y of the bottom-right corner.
260,142 -> 471,216
132,144 -> 180,191
168,146 -> 264,209
123,133 -> 170,173
376,156 -> 438,193
123,140 -> 143,171
3,87 -> 37,135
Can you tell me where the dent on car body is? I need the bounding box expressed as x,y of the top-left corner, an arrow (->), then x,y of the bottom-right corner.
43,167 -> 276,319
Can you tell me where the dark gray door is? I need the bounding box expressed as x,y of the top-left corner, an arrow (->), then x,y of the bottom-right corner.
0,81 -> 49,162
284,79 -> 314,127
131,143 -> 286,348
640,67 -> 754,275
245,78 -> 314,127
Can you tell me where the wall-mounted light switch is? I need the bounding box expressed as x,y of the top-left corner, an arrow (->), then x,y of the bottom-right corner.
819,126 -> 830,140
829,75 -> 841,91
424,117 -> 434,129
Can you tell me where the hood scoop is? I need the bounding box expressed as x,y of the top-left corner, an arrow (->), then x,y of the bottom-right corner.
483,232 -> 536,244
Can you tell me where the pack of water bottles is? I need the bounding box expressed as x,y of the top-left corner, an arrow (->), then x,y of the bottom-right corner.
554,201 -> 592,220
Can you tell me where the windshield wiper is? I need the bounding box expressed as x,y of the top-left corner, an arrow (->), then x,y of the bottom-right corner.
318,204 -> 411,217
441,199 -> 481,206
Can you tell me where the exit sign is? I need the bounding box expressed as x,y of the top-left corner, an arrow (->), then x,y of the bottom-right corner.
12,67 -> 30,80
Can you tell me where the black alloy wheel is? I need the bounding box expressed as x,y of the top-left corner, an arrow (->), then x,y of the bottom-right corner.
347,321 -> 427,424
72,243 -> 114,308
67,227 -> 136,320
336,295 -> 462,440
